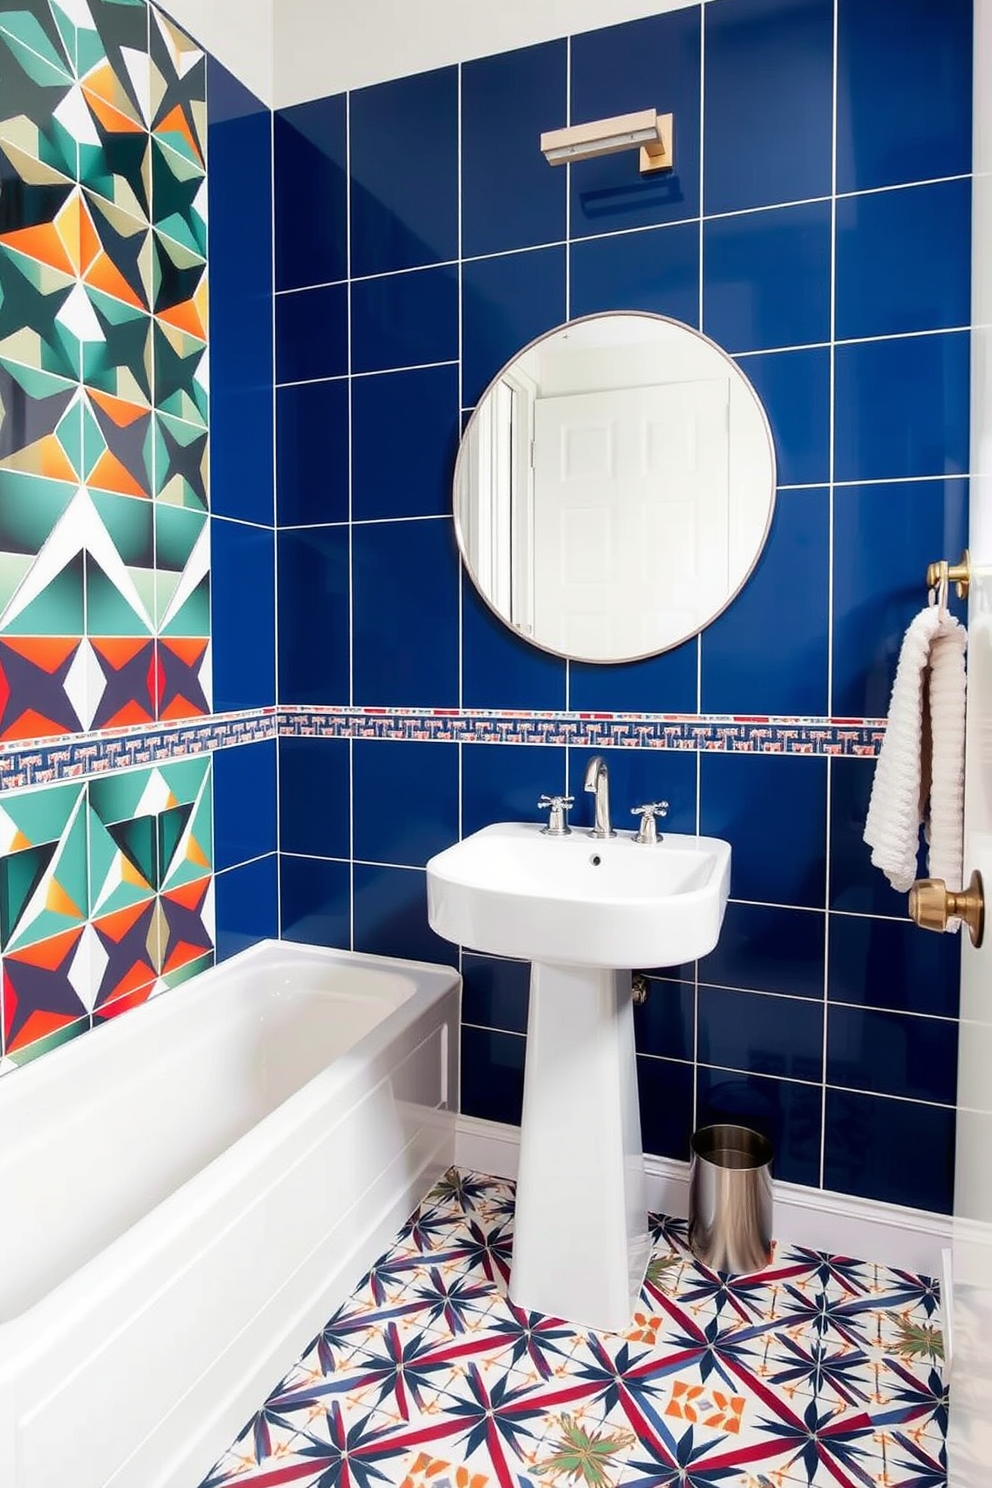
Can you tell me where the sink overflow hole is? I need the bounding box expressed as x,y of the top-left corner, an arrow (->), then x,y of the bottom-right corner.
590,854 -> 602,866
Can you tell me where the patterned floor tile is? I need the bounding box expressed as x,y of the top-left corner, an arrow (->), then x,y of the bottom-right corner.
199,1169 -> 947,1488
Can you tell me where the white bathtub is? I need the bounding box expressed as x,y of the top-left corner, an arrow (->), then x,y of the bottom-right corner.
0,940 -> 460,1488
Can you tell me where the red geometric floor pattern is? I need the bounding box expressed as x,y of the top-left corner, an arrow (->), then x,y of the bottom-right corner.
200,1171 -> 947,1488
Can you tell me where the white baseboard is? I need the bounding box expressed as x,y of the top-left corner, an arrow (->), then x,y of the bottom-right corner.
455,1114 -> 952,1280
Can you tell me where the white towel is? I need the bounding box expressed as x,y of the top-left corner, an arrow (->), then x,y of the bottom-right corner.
863,604 -> 967,920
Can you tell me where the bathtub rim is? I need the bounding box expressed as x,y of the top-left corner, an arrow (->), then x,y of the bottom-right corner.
0,939 -> 460,1362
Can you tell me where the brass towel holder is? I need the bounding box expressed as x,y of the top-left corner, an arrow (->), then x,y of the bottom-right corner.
926,549 -> 971,602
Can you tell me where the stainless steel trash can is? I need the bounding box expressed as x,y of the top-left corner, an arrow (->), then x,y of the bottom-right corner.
688,1124 -> 773,1274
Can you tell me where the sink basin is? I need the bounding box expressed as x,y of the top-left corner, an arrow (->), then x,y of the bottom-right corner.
426,821 -> 730,968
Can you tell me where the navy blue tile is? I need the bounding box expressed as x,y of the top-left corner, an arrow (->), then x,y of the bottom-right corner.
212,520 -> 275,711
635,980 -> 694,1063
697,1065 -> 822,1187
462,41 -> 567,258
351,265 -> 459,375
461,583 -> 567,711
277,526 -> 349,704
700,754 -> 827,910
704,202 -> 831,354
705,0 -> 833,215
834,332 -> 970,483
570,9 -> 701,238
829,756 -> 924,919
213,740 -> 277,871
825,1089 -> 955,1212
351,68 -> 458,276
276,283 -> 348,385
827,1005 -> 957,1106
828,912 -> 960,1021
701,489 -> 829,717
737,350 -> 829,487
353,365 -> 459,520
461,743 -> 567,838
462,953 -> 530,1034
215,856 -> 278,962
567,746 -> 697,842
352,862 -> 455,964
274,94 -> 347,291
569,224 -> 699,328
837,0 -> 972,193
461,1025 -> 526,1126
279,737 -> 351,859
638,1055 -> 695,1162
280,854 -> 351,948
698,986 -> 822,1084
208,60 -> 273,526
699,902 -> 825,1000
462,248 -> 566,408
836,181 -> 971,342
831,480 -> 968,717
353,740 -> 459,866
569,644 -> 698,716
352,519 -> 459,706
276,379 -> 349,526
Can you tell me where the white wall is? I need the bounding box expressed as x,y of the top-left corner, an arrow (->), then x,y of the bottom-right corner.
161,0 -> 273,104
273,0 -> 696,109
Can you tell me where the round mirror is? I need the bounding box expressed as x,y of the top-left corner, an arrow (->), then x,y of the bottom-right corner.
453,312 -> 777,664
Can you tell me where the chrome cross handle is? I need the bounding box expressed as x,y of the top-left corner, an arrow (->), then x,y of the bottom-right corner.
631,801 -> 669,845
538,794 -> 574,837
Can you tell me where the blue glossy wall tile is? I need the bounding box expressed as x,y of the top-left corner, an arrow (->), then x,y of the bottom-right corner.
701,489 -> 829,717
705,0 -> 833,215
353,862 -> 454,964
352,520 -> 459,705
700,754 -> 827,910
461,584 -> 567,712
276,283 -> 348,385
279,736 -> 351,859
698,985 -> 823,1084
277,526 -> 350,704
828,913 -> 960,1021
351,265 -> 459,375
833,332 -> 970,483
461,1026 -> 526,1126
350,68 -> 458,276
211,520 -> 275,711
825,1089 -> 955,1212
635,980 -> 694,1063
461,744 -> 567,838
737,349 -> 830,487
353,365 -> 459,520
569,224 -> 699,328
274,94 -> 347,290
703,202 -> 831,353
277,379 -> 349,526
462,247 -> 566,408
353,740 -> 459,866
208,59 -> 274,527
215,856 -> 279,962
462,41 -> 567,258
827,1005 -> 958,1106
837,0 -> 971,193
569,640 -> 698,716
570,8 -> 701,237
829,756 -> 922,920
832,480 -> 968,717
835,180 -> 971,341
280,854 -> 351,948
699,902 -> 825,1001
462,953 -> 530,1034
214,740 -> 277,871
697,1065 -> 822,1187
638,1055 -> 695,1162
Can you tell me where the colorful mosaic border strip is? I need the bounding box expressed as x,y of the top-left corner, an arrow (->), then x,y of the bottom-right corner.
0,706 -> 888,790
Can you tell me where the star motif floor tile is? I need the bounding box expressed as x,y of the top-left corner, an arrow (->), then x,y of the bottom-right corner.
199,1171 -> 947,1488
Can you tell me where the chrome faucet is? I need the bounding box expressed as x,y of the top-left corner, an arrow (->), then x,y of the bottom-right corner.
583,755 -> 615,839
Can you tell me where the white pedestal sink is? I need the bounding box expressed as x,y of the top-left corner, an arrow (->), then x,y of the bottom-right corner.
426,822 -> 730,1333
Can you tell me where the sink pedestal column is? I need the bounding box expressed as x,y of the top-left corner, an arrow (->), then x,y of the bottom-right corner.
510,962 -> 650,1332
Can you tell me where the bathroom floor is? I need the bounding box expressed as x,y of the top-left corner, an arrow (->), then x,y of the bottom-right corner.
201,1170 -> 947,1488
